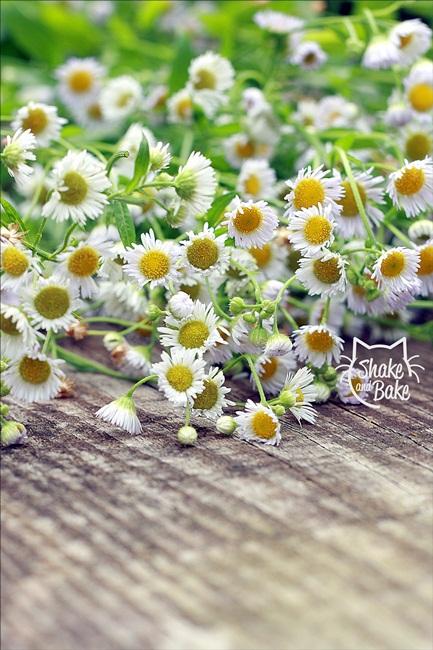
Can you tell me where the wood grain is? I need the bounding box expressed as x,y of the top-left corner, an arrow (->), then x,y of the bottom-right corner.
1,340 -> 432,650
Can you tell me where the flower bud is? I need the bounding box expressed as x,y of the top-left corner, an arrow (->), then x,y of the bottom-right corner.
103,332 -> 124,351
366,288 -> 382,302
313,381 -> 331,403
322,366 -> 337,384
147,303 -> 163,321
1,421 -> 27,447
229,297 -> 245,315
216,415 -> 237,435
0,380 -> 10,398
249,326 -> 268,348
0,403 -> 10,417
243,312 -> 257,324
0,359 -> 9,373
168,291 -> 194,319
272,404 -> 286,416
278,389 -> 296,408
177,425 -> 198,445
265,333 -> 292,357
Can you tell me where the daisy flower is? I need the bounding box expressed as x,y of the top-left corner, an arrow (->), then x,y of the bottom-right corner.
296,250 -> 347,297
224,197 -> 278,248
404,62 -> 433,115
96,395 -> 142,434
384,91 -> 413,127
3,352 -> 65,402
285,165 -> 343,218
387,157 -> 433,218
290,41 -> 327,70
372,247 -> 419,293
181,223 -> 229,276
237,159 -> 277,200
149,141 -> 171,172
159,300 -> 226,354
15,163 -> 51,210
56,57 -> 105,109
415,239 -> 433,296
42,150 -> 110,225
56,228 -> 116,298
408,218 -> 433,243
293,324 -> 344,367
175,151 -> 217,216
335,169 -> 385,238
390,19 -> 432,67
204,322 -> 233,366
281,367 -> 317,424
192,367 -> 232,420
362,35 -> 399,69
235,400 -> 281,446
288,203 -> 335,254
168,291 -> 195,320
264,333 -> 293,358
254,353 -> 297,396
70,97 -> 110,132
123,229 -> 181,289
247,240 -> 287,280
1,128 -> 36,184
224,133 -> 273,169
187,51 -> 234,116
152,349 -> 206,407
315,96 -> 357,130
0,304 -> 37,360
1,243 -> 39,290
337,369 -> 370,405
12,102 -> 67,147
254,10 -> 304,35
23,278 -> 81,333
402,123 -> 432,161
100,75 -> 143,121
167,88 -> 194,123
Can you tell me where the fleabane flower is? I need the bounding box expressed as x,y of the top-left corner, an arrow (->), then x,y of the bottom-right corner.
254,10 -> 304,35
335,169 -> 385,238
237,159 -> 277,200
168,291 -> 194,320
281,367 -> 317,424
56,57 -> 105,108
96,394 -> 142,434
12,102 -> 67,147
181,223 -> 229,276
225,197 -> 278,248
408,218 -> 433,243
285,165 -> 343,219
123,229 -> 181,288
235,400 -> 281,446
293,324 -> 344,367
0,304 -> 37,360
401,123 -> 432,162
387,157 -> 433,218
192,367 -> 232,420
288,203 -> 335,254
0,243 -> 39,290
167,88 -> 194,124
1,128 -> 36,183
159,300 -> 226,354
175,151 -> 217,216
404,62 -> 433,116
362,35 -> 399,69
100,75 -> 143,121
296,250 -> 347,297
224,133 -> 274,169
152,349 -> 206,407
247,240 -> 287,280
290,41 -> 327,70
23,278 -> 81,333
42,150 -> 110,225
187,51 -> 234,116
254,353 -> 297,396
3,352 -> 65,402
372,247 -> 420,293
337,369 -> 370,405
390,19 -> 432,67
264,333 -> 293,358
416,239 -> 433,295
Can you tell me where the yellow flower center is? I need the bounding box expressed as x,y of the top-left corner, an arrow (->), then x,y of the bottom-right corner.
21,107 -> 48,135
177,97 -> 192,119
353,285 -> 366,297
303,215 -> 332,244
350,375 -> 363,394
408,83 -> 433,112
338,181 -> 367,217
166,365 -> 193,391
249,243 -> 272,268
139,250 -> 170,280
67,246 -> 100,277
34,286 -> 71,320
0,314 -> 20,336
60,171 -> 88,205
395,167 -> 425,196
295,388 -> 304,403
244,174 -> 261,196
186,238 -> 219,270
405,133 -> 432,161
399,33 -> 413,49
87,103 -> 103,120
19,357 -> 51,384
417,245 -> 433,276
293,178 -> 325,210
259,356 -> 278,380
380,251 -> 405,278
305,330 -> 334,352
1,247 -> 29,277
193,69 -> 216,90
251,410 -> 277,440
235,140 -> 255,158
178,320 -> 209,349
233,206 -> 263,234
180,282 -> 200,299
304,52 -> 317,65
68,69 -> 93,93
116,92 -> 133,108
193,379 -> 219,410
313,257 -> 341,284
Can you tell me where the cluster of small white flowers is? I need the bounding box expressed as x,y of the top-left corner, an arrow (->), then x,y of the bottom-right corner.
1,5 -> 432,448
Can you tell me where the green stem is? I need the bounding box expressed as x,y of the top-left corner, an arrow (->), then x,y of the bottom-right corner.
246,355 -> 267,405
106,150 -> 129,176
180,130 -> 194,163
281,307 -> 299,331
184,402 -> 191,426
364,8 -> 380,35
320,297 -> 331,325
408,300 -> 433,309
126,374 -> 158,397
55,345 -> 131,379
84,316 -> 136,327
385,221 -> 413,247
48,223 -> 77,259
223,354 -> 246,373
205,279 -> 232,321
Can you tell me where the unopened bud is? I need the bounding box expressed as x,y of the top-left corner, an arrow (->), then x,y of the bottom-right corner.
0,359 -> 8,373
177,425 -> 198,445
0,403 -> 10,417
0,380 -> 10,398
313,381 -> 331,403
272,404 -> 286,416
346,268 -> 358,285
243,311 -> 257,324
279,389 -> 296,408
216,415 -> 237,435
1,421 -> 27,447
265,333 -> 292,357
322,366 -> 337,384
168,292 -> 194,319
229,297 -> 245,315
249,326 -> 268,348
103,332 -> 124,351
147,304 -> 163,321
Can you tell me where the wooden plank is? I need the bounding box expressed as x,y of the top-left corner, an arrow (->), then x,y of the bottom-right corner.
1,341 -> 432,650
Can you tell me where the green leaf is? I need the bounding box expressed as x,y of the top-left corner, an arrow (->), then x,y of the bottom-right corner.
126,137 -> 150,192
207,191 -> 237,227
112,200 -> 136,248
0,197 -> 25,229
168,36 -> 194,93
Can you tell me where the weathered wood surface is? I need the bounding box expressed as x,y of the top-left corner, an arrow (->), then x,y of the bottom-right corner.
1,340 -> 433,650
